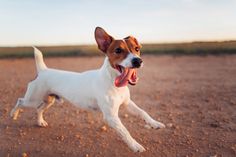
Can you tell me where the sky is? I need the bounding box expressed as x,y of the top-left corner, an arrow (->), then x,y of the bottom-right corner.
0,0 -> 236,46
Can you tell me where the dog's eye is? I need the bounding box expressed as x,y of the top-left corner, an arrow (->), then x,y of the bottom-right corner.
135,47 -> 140,52
115,48 -> 122,54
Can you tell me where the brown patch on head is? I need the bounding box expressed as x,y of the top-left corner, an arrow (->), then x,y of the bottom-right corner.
124,36 -> 142,56
104,36 -> 142,68
94,27 -> 141,68
106,40 -> 130,68
94,27 -> 142,87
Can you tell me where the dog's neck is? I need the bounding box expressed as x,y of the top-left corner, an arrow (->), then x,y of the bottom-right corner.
99,57 -> 121,88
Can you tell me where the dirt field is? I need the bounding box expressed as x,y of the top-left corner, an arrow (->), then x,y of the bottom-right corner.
0,55 -> 236,157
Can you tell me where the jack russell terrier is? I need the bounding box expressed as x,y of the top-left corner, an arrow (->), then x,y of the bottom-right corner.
10,27 -> 165,152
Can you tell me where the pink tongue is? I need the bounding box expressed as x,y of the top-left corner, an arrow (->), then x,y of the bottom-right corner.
115,68 -> 136,87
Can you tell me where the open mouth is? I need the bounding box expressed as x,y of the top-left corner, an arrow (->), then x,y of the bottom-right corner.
114,65 -> 139,87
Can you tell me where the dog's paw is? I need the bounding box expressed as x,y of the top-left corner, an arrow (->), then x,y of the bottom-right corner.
10,109 -> 15,118
148,120 -> 165,129
10,109 -> 19,120
37,120 -> 48,127
130,141 -> 146,152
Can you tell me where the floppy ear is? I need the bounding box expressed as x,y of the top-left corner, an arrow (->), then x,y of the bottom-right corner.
95,27 -> 114,53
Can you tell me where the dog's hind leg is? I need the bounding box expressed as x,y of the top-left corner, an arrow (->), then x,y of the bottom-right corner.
10,98 -> 24,120
37,95 -> 56,127
10,80 -> 45,120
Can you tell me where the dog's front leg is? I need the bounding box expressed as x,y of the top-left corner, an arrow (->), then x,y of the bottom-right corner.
101,107 -> 145,152
104,115 -> 145,152
127,100 -> 165,129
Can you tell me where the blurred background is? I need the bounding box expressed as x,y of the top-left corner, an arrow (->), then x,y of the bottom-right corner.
0,0 -> 236,57
1,1 -> 236,157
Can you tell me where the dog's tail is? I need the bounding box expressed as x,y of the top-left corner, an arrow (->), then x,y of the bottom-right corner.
33,46 -> 47,73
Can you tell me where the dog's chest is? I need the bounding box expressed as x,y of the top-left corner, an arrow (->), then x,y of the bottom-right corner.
107,87 -> 130,105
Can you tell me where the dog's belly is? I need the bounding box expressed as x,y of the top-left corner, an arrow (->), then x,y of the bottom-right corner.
71,97 -> 99,111
52,86 -> 100,111
40,68 -> 100,111
52,88 -> 100,111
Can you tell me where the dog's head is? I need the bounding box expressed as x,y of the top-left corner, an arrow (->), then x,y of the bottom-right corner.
95,27 -> 143,87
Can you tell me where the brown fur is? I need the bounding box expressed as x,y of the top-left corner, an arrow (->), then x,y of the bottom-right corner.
106,40 -> 130,68
124,36 -> 142,56
95,27 -> 142,69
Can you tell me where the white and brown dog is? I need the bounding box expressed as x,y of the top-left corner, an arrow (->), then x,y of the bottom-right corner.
10,27 -> 165,152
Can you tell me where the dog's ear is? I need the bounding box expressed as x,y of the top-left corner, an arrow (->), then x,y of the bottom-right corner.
95,27 -> 114,53
132,36 -> 142,48
125,36 -> 142,48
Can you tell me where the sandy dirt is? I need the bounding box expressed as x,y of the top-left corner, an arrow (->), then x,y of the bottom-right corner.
0,55 -> 236,157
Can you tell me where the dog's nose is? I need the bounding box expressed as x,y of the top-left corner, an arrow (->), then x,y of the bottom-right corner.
132,57 -> 143,68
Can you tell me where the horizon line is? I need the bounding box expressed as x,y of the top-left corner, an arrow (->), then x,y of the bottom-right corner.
1,39 -> 236,47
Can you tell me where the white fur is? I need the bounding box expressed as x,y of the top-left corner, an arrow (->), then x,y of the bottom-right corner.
10,47 -> 165,152
120,52 -> 139,68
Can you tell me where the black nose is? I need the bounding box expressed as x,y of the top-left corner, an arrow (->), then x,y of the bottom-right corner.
132,57 -> 143,68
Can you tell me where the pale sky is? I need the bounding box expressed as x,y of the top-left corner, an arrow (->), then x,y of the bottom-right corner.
0,0 -> 236,46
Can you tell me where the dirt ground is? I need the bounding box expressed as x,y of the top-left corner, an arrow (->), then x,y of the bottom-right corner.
0,55 -> 236,157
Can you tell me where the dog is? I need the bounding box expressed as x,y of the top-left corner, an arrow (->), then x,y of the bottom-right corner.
10,27 -> 165,152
